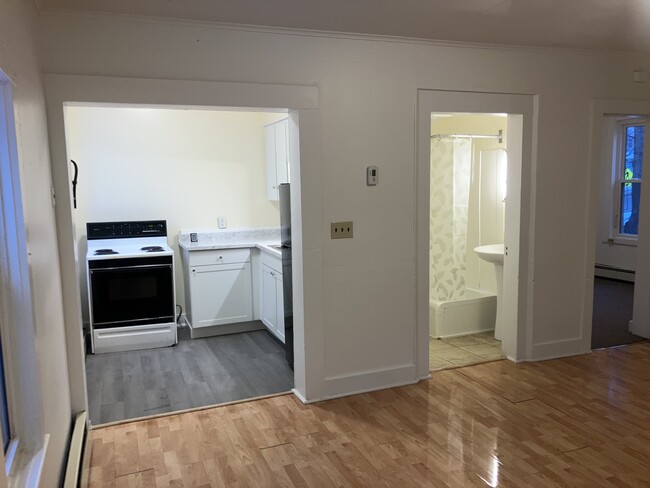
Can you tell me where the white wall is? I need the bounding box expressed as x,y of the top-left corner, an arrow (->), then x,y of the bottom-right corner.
38,11 -> 650,400
0,0 -> 71,485
64,106 -> 279,317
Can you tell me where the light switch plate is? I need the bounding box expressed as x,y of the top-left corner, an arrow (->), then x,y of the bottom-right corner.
331,221 -> 353,239
367,166 -> 378,186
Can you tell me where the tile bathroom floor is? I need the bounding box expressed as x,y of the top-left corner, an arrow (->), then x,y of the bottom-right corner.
429,332 -> 504,371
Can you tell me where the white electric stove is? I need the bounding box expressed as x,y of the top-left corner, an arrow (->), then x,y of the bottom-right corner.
86,220 -> 177,354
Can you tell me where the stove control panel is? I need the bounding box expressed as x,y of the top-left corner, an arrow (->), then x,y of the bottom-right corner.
87,220 -> 167,240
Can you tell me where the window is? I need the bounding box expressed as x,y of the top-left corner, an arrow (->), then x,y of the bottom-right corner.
614,120 -> 645,238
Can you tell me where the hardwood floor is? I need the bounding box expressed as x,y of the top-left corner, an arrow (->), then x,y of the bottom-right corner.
88,342 -> 650,487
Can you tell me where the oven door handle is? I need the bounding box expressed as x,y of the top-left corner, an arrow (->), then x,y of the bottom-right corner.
90,264 -> 173,272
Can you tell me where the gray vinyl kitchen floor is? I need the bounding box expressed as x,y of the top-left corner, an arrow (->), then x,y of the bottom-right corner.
85,326 -> 294,425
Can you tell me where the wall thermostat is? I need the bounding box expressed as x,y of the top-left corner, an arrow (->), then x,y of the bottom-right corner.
367,166 -> 378,186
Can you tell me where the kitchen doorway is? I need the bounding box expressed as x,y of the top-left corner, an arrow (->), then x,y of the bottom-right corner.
63,105 -> 297,425
45,76 -> 316,426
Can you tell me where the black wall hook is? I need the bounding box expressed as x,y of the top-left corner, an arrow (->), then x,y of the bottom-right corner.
71,160 -> 78,209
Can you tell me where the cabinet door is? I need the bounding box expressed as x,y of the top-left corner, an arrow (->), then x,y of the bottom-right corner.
275,119 -> 289,187
265,124 -> 278,200
265,119 -> 289,201
190,263 -> 252,327
275,272 -> 285,343
261,265 -> 277,334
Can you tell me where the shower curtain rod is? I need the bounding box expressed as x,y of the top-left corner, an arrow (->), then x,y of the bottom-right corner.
431,129 -> 503,144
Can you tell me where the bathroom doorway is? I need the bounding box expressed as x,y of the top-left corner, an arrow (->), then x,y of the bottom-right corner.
416,90 -> 535,377
427,113 -> 508,370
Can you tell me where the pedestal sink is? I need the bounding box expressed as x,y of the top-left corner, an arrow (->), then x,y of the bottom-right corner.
474,244 -> 505,340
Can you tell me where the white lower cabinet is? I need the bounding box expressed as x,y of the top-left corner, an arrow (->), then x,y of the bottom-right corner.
260,254 -> 284,343
183,248 -> 253,328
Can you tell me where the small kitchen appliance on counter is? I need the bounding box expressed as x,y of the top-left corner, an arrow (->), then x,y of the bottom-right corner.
86,220 -> 177,353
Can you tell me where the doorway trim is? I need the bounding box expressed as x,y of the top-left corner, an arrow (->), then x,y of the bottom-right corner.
44,74 -> 318,414
582,99 -> 650,348
416,89 -> 537,378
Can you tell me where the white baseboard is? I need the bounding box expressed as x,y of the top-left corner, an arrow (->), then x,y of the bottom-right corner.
292,364 -> 420,404
291,388 -> 309,404
318,364 -> 418,402
531,337 -> 590,361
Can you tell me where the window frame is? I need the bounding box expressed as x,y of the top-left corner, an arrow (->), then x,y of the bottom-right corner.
0,69 -> 47,485
612,118 -> 645,242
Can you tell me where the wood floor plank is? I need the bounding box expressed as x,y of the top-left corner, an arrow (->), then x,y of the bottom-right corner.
89,342 -> 650,487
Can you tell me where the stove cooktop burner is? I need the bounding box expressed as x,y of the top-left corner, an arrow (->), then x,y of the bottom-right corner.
141,246 -> 165,253
95,249 -> 118,255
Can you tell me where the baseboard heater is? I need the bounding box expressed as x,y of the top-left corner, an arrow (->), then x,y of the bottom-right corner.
63,412 -> 90,488
595,264 -> 635,282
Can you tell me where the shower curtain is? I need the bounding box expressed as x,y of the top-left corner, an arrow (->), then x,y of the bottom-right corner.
430,138 -> 472,301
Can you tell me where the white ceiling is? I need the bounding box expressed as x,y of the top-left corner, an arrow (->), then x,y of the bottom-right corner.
40,0 -> 650,52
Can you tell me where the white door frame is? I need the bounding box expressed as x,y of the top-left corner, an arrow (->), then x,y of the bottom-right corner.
44,74 -> 318,413
415,90 -> 537,378
582,99 -> 650,347
0,68 -> 47,477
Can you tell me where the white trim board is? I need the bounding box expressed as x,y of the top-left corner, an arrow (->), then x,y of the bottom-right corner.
415,89 -> 538,378
0,69 -> 46,459
45,75 -> 318,111
294,364 -> 419,404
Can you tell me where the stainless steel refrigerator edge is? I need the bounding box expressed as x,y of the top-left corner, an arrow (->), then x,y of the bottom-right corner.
279,183 -> 294,368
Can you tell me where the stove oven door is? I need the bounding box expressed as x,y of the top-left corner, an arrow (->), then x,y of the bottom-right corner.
89,256 -> 174,328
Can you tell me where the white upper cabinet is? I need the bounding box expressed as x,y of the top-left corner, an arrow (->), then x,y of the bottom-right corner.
265,118 -> 290,201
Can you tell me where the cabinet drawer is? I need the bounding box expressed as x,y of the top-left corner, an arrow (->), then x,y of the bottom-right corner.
188,248 -> 250,266
261,251 -> 282,274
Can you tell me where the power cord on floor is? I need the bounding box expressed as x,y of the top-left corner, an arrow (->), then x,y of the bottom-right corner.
176,304 -> 183,324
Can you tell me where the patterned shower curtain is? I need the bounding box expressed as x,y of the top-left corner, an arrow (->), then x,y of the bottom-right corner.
429,138 -> 472,301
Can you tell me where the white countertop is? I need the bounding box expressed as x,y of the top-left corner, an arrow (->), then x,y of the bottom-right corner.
177,227 -> 282,258
179,240 -> 282,258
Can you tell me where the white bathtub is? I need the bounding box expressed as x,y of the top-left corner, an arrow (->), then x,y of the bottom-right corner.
429,288 -> 497,339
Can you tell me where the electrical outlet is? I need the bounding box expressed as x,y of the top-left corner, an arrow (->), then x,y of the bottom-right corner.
218,216 -> 227,229
331,221 -> 353,239
190,233 -> 198,243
